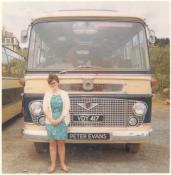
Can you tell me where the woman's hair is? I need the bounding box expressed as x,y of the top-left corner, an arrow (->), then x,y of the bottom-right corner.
47,72 -> 59,84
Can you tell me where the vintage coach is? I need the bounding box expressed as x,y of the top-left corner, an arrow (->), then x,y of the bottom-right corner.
21,10 -> 156,153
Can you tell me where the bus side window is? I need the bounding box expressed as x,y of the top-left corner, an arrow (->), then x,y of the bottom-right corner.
7,51 -> 23,78
132,34 -> 141,68
2,48 -> 10,77
19,56 -> 26,77
139,30 -> 148,68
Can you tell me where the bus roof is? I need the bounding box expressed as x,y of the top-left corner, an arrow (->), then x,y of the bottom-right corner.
31,10 -> 146,25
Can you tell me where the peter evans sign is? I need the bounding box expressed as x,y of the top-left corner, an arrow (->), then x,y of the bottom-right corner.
68,133 -> 110,140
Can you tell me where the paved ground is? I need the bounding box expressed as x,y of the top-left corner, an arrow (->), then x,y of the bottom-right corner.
2,103 -> 170,173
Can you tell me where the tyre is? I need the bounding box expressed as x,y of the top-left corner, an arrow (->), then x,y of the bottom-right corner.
34,142 -> 49,153
125,143 -> 140,153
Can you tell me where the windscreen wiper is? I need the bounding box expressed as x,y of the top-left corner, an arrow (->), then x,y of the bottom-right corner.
58,65 -> 104,74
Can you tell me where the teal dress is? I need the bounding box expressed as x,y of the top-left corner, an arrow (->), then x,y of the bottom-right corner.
45,94 -> 68,140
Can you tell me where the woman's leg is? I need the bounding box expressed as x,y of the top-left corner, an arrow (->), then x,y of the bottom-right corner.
48,139 -> 57,170
57,140 -> 68,169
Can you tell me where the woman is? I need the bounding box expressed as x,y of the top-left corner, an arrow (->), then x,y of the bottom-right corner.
42,73 -> 71,173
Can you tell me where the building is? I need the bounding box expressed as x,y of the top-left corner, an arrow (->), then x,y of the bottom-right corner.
2,27 -> 20,52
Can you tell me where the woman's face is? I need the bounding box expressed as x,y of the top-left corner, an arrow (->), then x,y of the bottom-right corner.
49,80 -> 59,91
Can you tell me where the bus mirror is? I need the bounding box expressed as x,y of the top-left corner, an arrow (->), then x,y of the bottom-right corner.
21,30 -> 28,43
149,30 -> 156,44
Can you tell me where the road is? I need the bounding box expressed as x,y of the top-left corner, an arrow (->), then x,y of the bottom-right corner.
2,103 -> 170,173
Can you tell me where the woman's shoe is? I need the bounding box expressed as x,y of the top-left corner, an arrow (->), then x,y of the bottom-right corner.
48,165 -> 56,173
60,165 -> 69,172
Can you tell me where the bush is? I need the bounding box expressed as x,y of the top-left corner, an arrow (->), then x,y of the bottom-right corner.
150,46 -> 170,96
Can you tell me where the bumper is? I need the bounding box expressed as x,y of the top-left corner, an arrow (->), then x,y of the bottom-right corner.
21,122 -> 152,143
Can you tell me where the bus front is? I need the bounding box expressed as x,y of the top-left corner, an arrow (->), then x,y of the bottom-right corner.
22,16 -> 152,153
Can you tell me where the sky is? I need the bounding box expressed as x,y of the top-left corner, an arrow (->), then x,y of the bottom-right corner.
2,0 -> 170,42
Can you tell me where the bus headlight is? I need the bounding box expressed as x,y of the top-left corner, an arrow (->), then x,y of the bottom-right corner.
38,116 -> 45,125
128,117 -> 138,126
29,101 -> 43,116
132,102 -> 147,116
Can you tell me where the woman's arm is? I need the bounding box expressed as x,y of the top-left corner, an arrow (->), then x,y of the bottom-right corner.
42,92 -> 54,123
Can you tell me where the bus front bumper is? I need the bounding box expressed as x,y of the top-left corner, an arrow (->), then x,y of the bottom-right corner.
21,123 -> 152,143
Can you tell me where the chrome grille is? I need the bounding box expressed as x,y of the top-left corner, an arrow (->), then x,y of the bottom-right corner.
69,96 -> 146,127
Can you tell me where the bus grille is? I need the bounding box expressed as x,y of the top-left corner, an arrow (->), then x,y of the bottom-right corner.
69,96 -> 145,127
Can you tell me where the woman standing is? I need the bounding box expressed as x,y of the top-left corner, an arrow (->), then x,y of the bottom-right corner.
43,73 -> 71,173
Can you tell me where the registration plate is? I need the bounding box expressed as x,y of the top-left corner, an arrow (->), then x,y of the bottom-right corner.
73,115 -> 104,121
68,133 -> 110,140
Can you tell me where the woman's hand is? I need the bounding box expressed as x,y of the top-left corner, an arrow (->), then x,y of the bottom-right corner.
52,114 -> 65,125
49,118 -> 56,125
54,118 -> 61,125
49,118 -> 61,125
47,114 -> 64,125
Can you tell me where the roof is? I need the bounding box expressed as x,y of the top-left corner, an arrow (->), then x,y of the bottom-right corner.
31,10 -> 146,25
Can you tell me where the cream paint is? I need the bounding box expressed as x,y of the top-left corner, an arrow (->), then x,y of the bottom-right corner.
2,78 -> 22,89
24,74 -> 152,94
22,122 -> 152,143
24,122 -> 152,132
2,101 -> 22,123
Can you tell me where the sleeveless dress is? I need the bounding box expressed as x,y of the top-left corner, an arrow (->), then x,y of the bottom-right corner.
45,94 -> 68,140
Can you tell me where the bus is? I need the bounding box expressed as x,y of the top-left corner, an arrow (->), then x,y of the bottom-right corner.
21,10 -> 156,153
2,46 -> 26,123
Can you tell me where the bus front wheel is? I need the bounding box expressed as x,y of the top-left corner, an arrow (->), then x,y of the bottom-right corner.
34,142 -> 49,153
125,143 -> 140,153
